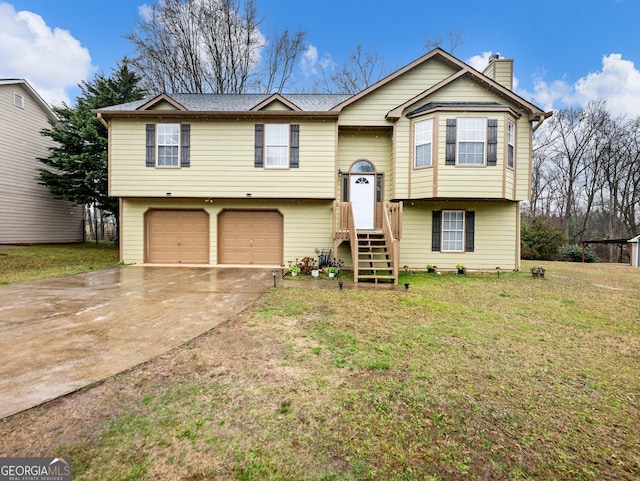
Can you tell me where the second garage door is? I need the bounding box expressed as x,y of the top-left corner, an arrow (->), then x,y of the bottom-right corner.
218,210 -> 283,265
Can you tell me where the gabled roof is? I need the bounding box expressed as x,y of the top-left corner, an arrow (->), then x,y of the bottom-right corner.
136,93 -> 187,111
97,93 -> 351,113
251,93 -> 301,111
94,48 -> 550,122
331,48 -> 550,121
0,79 -> 56,120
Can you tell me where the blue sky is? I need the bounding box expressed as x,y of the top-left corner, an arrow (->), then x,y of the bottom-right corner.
1,0 -> 639,116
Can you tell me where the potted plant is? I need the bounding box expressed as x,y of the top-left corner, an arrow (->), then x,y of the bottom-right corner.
289,265 -> 300,276
456,264 -> 466,275
327,266 -> 340,278
426,264 -> 437,273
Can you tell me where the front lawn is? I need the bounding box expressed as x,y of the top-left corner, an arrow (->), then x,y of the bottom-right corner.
1,261 -> 638,480
0,243 -> 120,284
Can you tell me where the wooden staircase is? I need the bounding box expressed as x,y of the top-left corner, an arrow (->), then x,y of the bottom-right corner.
355,231 -> 395,283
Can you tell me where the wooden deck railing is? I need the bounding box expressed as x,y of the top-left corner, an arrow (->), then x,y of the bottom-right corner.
334,200 -> 402,284
382,201 -> 403,284
333,201 -> 358,281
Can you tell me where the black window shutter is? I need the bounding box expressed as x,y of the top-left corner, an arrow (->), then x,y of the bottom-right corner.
432,210 -> 442,251
145,124 -> 155,167
254,124 -> 264,168
290,124 -> 299,168
465,211 -> 475,252
445,119 -> 456,165
180,124 -> 190,167
487,119 -> 498,166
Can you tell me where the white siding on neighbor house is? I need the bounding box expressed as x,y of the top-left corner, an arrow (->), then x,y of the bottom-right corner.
399,200 -> 520,270
120,198 -> 334,265
109,119 -> 337,199
0,83 -> 83,244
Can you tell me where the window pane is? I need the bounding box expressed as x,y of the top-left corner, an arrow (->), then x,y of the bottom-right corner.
415,144 -> 431,167
414,119 -> 432,167
265,124 -> 289,168
459,142 -> 484,165
458,118 -> 485,165
156,124 -> 180,167
158,146 -> 179,167
442,210 -> 464,252
266,146 -> 288,167
508,122 -> 515,168
266,124 -> 289,145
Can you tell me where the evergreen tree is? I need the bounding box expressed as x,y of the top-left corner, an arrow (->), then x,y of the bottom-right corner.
38,62 -> 146,237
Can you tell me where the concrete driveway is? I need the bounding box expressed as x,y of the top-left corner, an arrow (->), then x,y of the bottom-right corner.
0,266 -> 273,419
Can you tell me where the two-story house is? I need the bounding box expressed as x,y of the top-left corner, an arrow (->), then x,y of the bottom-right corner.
0,79 -> 83,244
95,48 -> 550,283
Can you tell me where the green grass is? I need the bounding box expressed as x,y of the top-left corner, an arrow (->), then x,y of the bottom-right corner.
0,243 -> 121,284
1,261 -> 639,480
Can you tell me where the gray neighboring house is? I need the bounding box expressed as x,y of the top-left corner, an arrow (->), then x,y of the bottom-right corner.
0,79 -> 83,244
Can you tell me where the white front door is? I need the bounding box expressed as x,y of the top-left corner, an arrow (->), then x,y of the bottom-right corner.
350,174 -> 375,229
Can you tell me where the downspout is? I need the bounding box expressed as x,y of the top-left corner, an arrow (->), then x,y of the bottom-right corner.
96,112 -> 109,129
532,114 -> 547,133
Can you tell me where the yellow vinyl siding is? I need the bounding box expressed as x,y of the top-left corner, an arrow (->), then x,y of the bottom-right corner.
110,119 -> 336,198
399,201 -> 519,270
338,60 -> 456,127
337,129 -> 392,197
120,198 -> 333,265
515,115 -> 531,200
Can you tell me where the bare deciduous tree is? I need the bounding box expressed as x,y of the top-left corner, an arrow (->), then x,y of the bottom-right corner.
530,100 -> 640,249
126,0 -> 306,94
311,44 -> 388,94
425,29 -> 464,54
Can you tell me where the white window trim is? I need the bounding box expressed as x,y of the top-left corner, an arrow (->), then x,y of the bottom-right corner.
265,124 -> 290,169
507,120 -> 515,169
442,210 -> 465,252
156,123 -> 180,168
13,92 -> 24,109
457,117 -> 486,166
414,118 -> 433,168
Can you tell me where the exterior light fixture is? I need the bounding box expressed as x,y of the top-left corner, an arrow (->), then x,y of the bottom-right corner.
404,283 -> 410,291
281,264 -> 285,278
271,269 -> 277,288
337,168 -> 343,178
338,280 -> 344,290
496,266 -> 501,278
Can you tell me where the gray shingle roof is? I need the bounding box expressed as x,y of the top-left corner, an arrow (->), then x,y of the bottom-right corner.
100,93 -> 353,112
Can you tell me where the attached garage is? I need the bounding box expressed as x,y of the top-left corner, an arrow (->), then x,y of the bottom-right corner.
218,210 -> 283,265
145,209 -> 210,264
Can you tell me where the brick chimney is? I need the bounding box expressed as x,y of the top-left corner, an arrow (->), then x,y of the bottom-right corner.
482,54 -> 514,90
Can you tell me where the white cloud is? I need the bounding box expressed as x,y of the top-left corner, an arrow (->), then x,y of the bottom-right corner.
574,54 -> 640,117
299,44 -> 334,78
0,2 -> 94,105
521,54 -> 640,117
467,51 -> 494,72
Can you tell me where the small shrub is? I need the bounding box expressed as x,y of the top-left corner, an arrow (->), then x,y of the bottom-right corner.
558,244 -> 597,263
521,219 -> 567,260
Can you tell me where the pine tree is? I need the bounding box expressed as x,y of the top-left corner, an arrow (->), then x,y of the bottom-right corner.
38,62 -> 146,239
